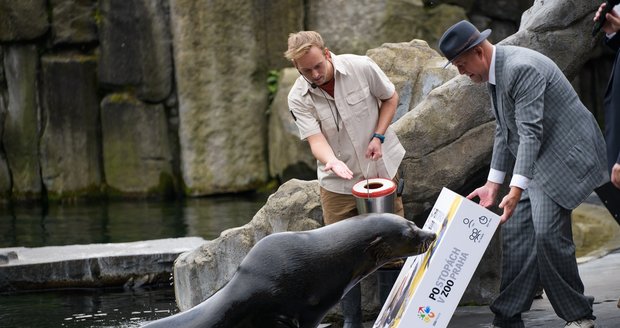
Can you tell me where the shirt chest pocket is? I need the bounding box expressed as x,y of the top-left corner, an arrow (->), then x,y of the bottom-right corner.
345,86 -> 370,116
315,97 -> 339,132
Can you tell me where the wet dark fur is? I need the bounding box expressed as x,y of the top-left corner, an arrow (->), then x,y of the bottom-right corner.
142,213 -> 436,328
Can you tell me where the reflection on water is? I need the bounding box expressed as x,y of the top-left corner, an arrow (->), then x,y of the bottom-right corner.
0,193 -> 269,328
0,193 -> 269,248
0,286 -> 178,328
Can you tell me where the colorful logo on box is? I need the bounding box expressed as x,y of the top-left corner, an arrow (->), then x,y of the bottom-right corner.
417,305 -> 435,323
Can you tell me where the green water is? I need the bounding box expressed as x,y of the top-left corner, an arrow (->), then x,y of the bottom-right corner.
0,193 -> 269,328
0,194 -> 268,248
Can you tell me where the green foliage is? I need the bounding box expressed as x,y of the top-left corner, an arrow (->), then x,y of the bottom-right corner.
266,69 -> 280,106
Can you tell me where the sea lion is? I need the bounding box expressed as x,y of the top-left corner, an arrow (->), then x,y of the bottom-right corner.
142,213 -> 436,328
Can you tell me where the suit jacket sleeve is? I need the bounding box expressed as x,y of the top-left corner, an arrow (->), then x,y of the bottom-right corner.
490,108 -> 513,173
605,32 -> 620,52
508,64 -> 545,179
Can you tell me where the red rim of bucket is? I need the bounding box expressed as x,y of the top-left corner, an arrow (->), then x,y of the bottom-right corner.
352,178 -> 396,198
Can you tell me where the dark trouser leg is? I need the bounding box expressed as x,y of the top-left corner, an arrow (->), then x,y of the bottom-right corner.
528,185 -> 594,322
491,183 -> 595,327
341,284 -> 363,328
490,189 -> 537,328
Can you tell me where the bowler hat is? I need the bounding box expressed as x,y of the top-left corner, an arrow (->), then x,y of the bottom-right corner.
438,20 -> 491,66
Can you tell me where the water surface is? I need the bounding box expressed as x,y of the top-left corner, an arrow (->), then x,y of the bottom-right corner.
0,193 -> 269,328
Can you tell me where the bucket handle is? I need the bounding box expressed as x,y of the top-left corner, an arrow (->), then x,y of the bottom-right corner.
365,162 -> 371,198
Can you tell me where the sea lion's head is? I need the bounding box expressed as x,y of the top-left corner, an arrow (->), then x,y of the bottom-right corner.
361,213 -> 436,266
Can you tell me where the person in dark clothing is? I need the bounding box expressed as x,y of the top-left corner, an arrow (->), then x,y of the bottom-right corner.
595,2 -> 620,188
594,1 -> 620,310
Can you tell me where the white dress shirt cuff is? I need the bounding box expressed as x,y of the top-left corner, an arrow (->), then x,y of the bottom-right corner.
509,174 -> 530,190
487,169 -> 505,184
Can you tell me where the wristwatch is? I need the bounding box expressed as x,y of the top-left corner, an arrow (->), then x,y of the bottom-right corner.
372,132 -> 385,144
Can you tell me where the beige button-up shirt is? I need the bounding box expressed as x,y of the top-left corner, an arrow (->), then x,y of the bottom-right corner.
288,53 -> 405,194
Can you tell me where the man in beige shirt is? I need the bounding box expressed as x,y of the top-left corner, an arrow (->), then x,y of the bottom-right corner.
285,31 -> 405,328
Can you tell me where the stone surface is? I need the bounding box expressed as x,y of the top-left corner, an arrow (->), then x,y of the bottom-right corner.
97,0 -> 140,86
0,48 -> 9,199
0,0 -> 49,41
267,68 -> 315,182
504,0 -> 600,80
367,39 -> 460,121
472,0 -> 534,22
0,154 -> 10,200
98,0 -> 172,102
393,76 -> 495,219
2,44 -> 42,200
101,93 -> 175,197
254,0 -> 304,70
170,0 -> 273,195
0,237 -> 205,291
572,202 -> 620,262
307,0 -> 468,55
50,0 -> 98,45
39,54 -> 102,200
472,16 -> 520,44
0,251 -> 17,265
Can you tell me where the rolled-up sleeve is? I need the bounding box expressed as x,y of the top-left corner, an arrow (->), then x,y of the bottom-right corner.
288,86 -> 321,140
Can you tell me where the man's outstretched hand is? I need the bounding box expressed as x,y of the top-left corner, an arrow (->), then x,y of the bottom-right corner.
466,181 -> 519,224
466,181 -> 500,208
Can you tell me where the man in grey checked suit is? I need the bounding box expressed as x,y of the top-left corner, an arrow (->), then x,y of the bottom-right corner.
438,21 -> 609,328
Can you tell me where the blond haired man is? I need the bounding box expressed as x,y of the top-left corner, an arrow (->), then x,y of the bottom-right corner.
285,31 -> 405,327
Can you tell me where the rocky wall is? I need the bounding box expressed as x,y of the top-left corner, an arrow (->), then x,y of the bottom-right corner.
101,93 -> 174,197
2,45 -> 41,200
0,0 -> 609,205
39,54 -> 102,200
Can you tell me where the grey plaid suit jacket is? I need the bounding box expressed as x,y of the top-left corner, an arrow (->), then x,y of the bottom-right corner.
489,45 -> 609,210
